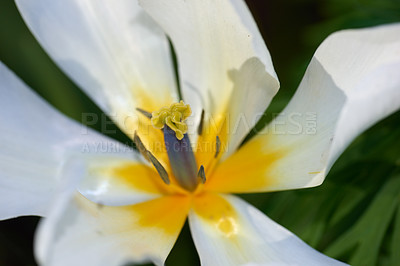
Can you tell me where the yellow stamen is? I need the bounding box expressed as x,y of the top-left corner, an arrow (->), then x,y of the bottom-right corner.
151,100 -> 191,140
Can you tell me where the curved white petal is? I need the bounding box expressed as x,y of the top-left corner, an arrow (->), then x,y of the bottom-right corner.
208,23 -> 400,193
36,163 -> 190,266
189,194 -> 346,266
16,0 -> 178,139
78,157 -> 181,206
0,63 -> 134,219
140,0 -> 279,155
316,24 -> 400,167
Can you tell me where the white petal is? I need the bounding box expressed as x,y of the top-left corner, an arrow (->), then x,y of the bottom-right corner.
36,162 -> 190,266
78,156 -> 182,206
140,0 -> 279,154
0,62 -> 132,219
208,23 -> 400,193
189,194 -> 346,266
315,24 -> 400,167
16,0 -> 178,138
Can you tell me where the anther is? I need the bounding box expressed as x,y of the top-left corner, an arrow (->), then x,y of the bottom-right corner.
136,108 -> 152,119
215,136 -> 221,158
134,131 -> 170,185
197,165 -> 206,184
133,131 -> 149,162
147,151 -> 170,185
197,109 -> 205,135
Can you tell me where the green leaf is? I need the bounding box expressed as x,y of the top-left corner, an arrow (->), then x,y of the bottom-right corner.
330,188 -> 366,225
389,204 -> 400,266
325,176 -> 400,266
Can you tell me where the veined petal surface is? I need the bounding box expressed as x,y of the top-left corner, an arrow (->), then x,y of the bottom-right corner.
208,23 -> 400,193
0,63 -> 135,219
189,194 -> 347,266
15,0 -> 178,161
140,0 -> 280,160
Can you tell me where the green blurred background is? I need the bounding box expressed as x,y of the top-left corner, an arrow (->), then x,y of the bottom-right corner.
1,0 -> 400,265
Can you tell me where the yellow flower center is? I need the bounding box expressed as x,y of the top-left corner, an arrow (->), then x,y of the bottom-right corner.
134,99 -> 224,193
151,100 -> 191,140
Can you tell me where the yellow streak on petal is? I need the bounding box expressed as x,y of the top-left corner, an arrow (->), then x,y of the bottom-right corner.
76,194 -> 190,236
112,163 -> 176,195
195,109 -> 230,177
308,171 -> 321,175
136,195 -> 191,234
193,193 -> 239,238
204,136 -> 287,193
